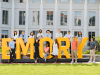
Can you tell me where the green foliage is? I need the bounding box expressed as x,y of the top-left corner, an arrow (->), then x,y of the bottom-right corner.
94,36 -> 100,44
84,50 -> 100,55
84,50 -> 90,54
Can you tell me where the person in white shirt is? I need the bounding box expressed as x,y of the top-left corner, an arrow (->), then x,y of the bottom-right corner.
29,31 -> 34,38
56,29 -> 62,38
37,29 -> 44,40
64,30 -> 73,54
12,29 -> 19,41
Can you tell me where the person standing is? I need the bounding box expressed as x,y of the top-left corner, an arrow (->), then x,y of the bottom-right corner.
34,39 -> 39,63
29,31 -> 34,38
44,44 -> 50,63
12,29 -> 19,41
71,36 -> 78,64
77,31 -> 82,44
64,30 -> 73,54
8,38 -> 16,63
51,39 -> 59,63
56,29 -> 62,38
87,38 -> 96,63
19,31 -> 27,45
37,29 -> 44,40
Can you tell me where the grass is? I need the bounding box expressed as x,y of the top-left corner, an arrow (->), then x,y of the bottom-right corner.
0,64 -> 100,75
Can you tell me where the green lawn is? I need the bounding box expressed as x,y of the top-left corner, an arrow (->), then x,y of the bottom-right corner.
0,64 -> 100,75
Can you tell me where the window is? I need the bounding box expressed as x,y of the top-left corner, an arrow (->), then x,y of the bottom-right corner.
3,0 -> 8,2
1,30 -> 8,38
61,0 -> 67,3
50,31 -> 53,39
20,0 -> 26,3
33,11 -> 40,25
47,0 -> 54,3
89,12 -> 96,26
46,11 -> 53,25
89,0 -> 95,3
61,31 -> 67,37
74,11 -> 81,26
19,11 -> 25,25
88,32 -> 95,41
33,31 -> 39,39
33,0 -> 40,3
61,11 -> 67,26
75,0 -> 82,3
2,10 -> 8,25
74,31 -> 78,36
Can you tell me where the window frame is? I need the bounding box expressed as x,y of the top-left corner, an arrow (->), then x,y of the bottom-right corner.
19,11 -> 26,25
32,11 -> 40,26
60,11 -> 67,26
2,0 -> 9,2
46,11 -> 53,26
47,0 -> 54,3
1,30 -> 9,38
74,11 -> 82,26
2,10 -> 9,25
89,0 -> 96,4
74,0 -> 82,3
61,0 -> 68,3
88,11 -> 96,26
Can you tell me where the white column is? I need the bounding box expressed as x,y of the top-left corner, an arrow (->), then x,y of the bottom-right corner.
11,0 -> 15,37
0,0 -> 1,36
25,0 -> 29,41
84,0 -> 88,37
54,0 -> 58,39
99,3 -> 100,36
40,0 -> 43,29
69,0 -> 72,32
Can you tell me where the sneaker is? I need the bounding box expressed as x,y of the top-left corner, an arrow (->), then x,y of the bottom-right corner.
88,61 -> 92,63
93,61 -> 95,63
71,61 -> 74,64
75,61 -> 77,64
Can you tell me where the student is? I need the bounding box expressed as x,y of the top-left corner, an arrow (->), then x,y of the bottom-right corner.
45,30 -> 51,38
77,31 -> 82,44
56,29 -> 62,38
87,38 -> 96,63
34,39 -> 39,63
64,30 -> 73,54
71,36 -> 78,64
44,44 -> 50,63
51,39 -> 59,63
12,29 -> 19,41
19,31 -> 27,44
8,38 -> 16,63
45,30 -> 51,47
29,31 -> 34,38
37,29 -> 44,40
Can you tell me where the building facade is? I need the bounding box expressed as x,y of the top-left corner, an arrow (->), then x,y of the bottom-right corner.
0,0 -> 100,40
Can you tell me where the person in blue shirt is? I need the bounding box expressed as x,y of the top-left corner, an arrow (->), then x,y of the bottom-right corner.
87,38 -> 96,63
8,38 -> 16,63
45,30 -> 51,47
64,31 -> 73,54
19,31 -> 27,45
45,30 -> 51,38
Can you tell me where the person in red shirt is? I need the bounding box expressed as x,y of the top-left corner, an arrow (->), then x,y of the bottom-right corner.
71,36 -> 78,64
